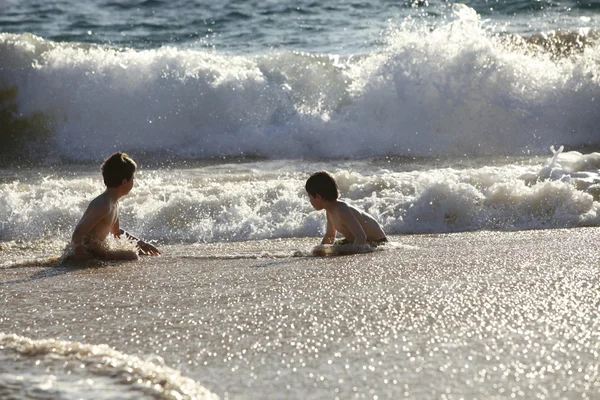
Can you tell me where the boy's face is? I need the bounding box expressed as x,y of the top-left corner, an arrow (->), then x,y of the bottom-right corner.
307,192 -> 324,210
121,174 -> 135,195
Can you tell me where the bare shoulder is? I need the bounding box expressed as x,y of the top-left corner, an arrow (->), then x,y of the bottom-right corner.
86,192 -> 114,214
332,199 -> 351,211
326,200 -> 350,217
337,200 -> 377,221
336,200 -> 365,215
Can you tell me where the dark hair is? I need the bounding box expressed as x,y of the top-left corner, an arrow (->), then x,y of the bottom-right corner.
305,171 -> 339,201
101,152 -> 137,187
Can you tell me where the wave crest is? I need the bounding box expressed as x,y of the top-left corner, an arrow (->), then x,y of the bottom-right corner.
1,17 -> 600,164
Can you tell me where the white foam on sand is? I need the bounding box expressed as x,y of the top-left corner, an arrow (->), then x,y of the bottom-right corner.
0,333 -> 219,400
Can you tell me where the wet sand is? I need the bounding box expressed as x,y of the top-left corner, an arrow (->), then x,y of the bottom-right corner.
1,228 -> 599,399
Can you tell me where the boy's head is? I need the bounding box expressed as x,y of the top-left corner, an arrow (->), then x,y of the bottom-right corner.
305,171 -> 339,202
101,152 -> 137,188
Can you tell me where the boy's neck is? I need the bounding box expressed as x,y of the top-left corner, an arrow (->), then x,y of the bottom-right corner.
322,199 -> 338,212
105,186 -> 125,201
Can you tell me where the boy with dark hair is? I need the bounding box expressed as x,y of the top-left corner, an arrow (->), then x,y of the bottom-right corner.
305,171 -> 387,246
71,152 -> 160,260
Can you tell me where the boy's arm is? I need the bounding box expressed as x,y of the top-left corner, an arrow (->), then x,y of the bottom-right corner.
337,205 -> 367,245
115,223 -> 161,256
321,213 -> 336,245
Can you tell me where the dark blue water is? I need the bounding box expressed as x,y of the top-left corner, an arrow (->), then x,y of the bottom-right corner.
2,0 -> 599,53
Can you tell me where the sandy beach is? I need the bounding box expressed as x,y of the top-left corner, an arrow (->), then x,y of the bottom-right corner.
1,228 -> 599,399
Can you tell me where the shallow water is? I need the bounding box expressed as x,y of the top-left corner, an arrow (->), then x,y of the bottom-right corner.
4,153 -> 600,249
2,229 -> 599,399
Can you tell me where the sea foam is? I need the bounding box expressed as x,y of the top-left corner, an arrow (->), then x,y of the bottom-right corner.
1,8 -> 600,163
2,149 -> 600,244
0,333 -> 218,400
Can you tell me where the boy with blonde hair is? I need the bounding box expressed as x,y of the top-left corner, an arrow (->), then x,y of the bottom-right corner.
71,152 -> 160,260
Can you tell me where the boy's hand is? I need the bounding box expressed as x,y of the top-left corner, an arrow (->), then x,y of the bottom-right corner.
137,240 -> 161,256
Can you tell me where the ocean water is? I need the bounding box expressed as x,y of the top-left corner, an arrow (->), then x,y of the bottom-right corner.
2,0 -> 600,398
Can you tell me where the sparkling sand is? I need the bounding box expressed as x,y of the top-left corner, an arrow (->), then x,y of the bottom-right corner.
1,228 -> 599,399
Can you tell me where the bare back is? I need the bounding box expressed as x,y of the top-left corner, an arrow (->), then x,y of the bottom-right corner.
72,191 -> 119,253
326,200 -> 386,244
